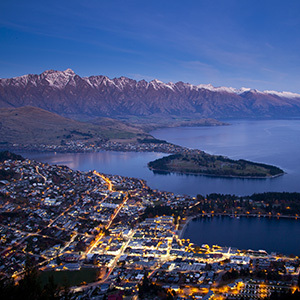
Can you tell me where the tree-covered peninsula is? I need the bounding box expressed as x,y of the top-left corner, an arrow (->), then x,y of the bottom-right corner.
148,152 -> 284,178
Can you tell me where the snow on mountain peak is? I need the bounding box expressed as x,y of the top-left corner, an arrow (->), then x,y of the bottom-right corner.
264,90 -> 300,98
63,68 -> 75,75
150,79 -> 165,90
236,87 -> 251,94
197,83 -> 248,94
43,68 -> 76,89
2,69 -> 300,100
197,83 -> 214,90
149,79 -> 176,91
151,79 -> 164,85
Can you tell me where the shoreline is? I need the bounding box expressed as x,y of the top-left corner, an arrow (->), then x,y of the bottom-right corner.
177,216 -> 195,239
178,213 -> 299,240
2,133 -> 285,180
149,166 -> 285,179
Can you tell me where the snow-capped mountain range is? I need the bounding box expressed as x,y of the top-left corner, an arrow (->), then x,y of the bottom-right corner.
1,68 -> 300,119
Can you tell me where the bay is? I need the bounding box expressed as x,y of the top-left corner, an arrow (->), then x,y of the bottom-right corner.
20,119 -> 300,255
23,119 -> 300,197
183,216 -> 300,256
152,119 -> 300,196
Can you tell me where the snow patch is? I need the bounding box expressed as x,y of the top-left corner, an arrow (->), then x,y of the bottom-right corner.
2,70 -> 300,100
197,84 -> 249,94
64,68 -> 75,75
150,79 -> 166,90
43,69 -> 76,89
264,90 -> 300,98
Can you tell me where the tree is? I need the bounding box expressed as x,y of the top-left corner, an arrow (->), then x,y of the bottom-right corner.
61,277 -> 72,300
142,270 -> 150,291
42,275 -> 58,300
138,271 -> 150,299
0,275 -> 16,300
17,257 -> 42,300
0,257 -> 63,300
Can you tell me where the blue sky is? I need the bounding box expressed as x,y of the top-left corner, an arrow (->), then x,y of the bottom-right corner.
1,0 -> 300,92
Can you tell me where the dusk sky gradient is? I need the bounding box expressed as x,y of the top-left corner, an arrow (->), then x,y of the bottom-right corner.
1,0 -> 300,92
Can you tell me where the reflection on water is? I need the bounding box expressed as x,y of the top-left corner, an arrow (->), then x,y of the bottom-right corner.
183,216 -> 300,255
20,120 -> 300,255
24,151 -> 166,178
21,119 -> 300,196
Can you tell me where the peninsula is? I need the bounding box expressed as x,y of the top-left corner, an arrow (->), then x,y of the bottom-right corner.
0,106 -> 285,179
148,152 -> 284,178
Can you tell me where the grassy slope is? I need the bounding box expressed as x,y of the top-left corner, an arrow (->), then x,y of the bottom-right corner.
119,114 -> 228,132
0,106 -> 150,145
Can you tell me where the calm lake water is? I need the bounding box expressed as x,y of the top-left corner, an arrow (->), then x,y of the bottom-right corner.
183,216 -> 300,256
21,119 -> 300,254
23,119 -> 300,197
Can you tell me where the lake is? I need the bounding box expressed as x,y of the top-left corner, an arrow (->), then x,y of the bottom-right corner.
21,119 -> 300,254
23,119 -> 300,197
183,215 -> 300,256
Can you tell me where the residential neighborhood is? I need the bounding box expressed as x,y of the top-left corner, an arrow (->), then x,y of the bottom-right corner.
0,154 -> 299,299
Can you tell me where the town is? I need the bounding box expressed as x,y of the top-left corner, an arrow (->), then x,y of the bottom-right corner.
4,139 -> 187,154
0,152 -> 299,299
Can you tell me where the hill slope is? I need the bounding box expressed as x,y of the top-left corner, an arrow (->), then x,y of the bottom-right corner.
0,106 -> 149,146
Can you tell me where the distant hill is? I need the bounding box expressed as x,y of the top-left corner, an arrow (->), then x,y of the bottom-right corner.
1,69 -> 300,120
0,151 -> 24,162
0,106 -> 149,146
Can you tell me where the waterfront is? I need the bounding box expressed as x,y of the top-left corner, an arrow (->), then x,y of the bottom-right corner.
23,119 -> 300,196
20,119 -> 300,255
183,215 -> 300,256
1,157 -> 298,298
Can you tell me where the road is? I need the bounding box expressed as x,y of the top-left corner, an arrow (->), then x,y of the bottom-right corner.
86,192 -> 129,255
72,229 -> 135,292
93,171 -> 113,191
35,166 -> 47,184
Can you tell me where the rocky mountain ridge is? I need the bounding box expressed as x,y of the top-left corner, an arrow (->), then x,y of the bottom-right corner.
1,69 -> 300,120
